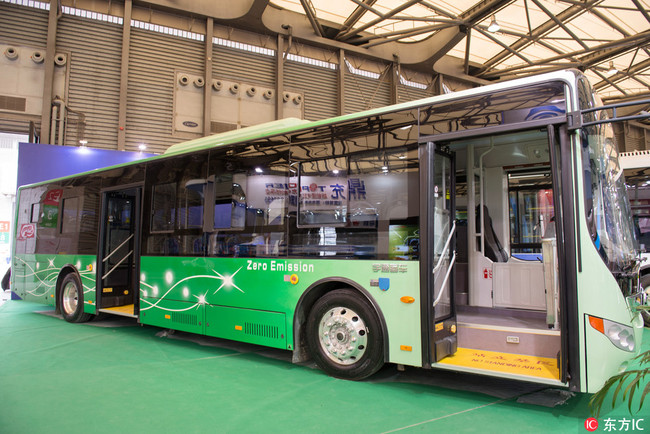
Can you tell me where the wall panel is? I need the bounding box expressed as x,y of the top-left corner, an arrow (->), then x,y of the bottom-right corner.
213,45 -> 275,87
0,3 -> 48,135
57,15 -> 122,149
127,28 -> 203,153
0,3 -> 48,46
284,60 -> 337,121
344,72 -> 391,115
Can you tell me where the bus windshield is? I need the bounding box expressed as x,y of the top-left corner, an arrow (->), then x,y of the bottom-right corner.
582,120 -> 638,273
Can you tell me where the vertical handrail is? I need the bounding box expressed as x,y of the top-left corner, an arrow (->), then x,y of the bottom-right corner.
433,251 -> 457,307
432,220 -> 457,275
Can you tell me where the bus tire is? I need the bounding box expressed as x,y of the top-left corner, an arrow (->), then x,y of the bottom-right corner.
59,273 -> 92,323
641,274 -> 650,328
306,289 -> 384,380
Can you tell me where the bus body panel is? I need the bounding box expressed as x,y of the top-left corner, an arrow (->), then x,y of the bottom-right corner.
12,253 -> 97,312
570,133 -> 644,393
138,256 -> 423,366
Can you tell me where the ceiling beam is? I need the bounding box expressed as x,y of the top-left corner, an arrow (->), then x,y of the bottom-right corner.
336,0 -> 422,41
479,30 -> 650,79
299,0 -> 325,37
630,0 -> 650,25
476,0 -> 602,75
337,0 -> 379,37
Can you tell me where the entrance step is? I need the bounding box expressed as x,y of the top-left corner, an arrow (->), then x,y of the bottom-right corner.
99,304 -> 136,318
457,319 -> 560,359
437,347 -> 560,381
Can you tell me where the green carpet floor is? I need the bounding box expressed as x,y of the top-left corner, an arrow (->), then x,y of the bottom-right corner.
1,300 -> 648,433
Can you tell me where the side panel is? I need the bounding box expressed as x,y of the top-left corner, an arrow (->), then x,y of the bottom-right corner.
139,297 -> 205,335
206,306 -> 286,349
12,253 -> 97,311
139,256 -> 422,365
571,131 -> 644,393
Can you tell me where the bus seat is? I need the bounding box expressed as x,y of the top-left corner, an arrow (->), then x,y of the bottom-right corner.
477,205 -> 508,263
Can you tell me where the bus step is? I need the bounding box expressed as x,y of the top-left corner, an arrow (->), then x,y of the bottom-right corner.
99,304 -> 136,318
438,347 -> 560,381
456,321 -> 560,359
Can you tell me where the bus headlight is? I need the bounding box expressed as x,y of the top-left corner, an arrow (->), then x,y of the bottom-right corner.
588,315 -> 635,352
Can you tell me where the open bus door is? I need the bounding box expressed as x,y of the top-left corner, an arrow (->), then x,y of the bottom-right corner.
96,186 -> 142,318
421,142 -> 458,364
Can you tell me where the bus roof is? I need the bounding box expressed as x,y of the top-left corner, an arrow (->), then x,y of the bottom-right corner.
18,69 -> 579,190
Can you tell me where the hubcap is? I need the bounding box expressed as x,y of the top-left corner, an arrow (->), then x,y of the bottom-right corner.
318,306 -> 368,365
62,281 -> 78,314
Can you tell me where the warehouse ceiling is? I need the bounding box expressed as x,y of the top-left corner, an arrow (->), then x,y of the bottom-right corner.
265,0 -> 650,102
186,0 -> 649,104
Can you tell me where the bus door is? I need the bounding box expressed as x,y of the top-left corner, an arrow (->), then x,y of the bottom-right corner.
97,186 -> 142,317
423,143 -> 458,363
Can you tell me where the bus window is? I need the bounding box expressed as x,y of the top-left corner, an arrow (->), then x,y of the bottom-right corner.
61,197 -> 80,234
206,142 -> 289,257
298,157 -> 348,227
507,171 -> 553,257
151,183 -> 176,232
145,152 -> 209,256
30,203 -> 40,223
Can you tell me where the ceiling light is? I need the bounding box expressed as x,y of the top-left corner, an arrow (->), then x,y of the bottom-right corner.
487,15 -> 500,33
607,61 -> 618,75
79,139 -> 87,147
333,169 -> 339,174
255,167 -> 263,173
138,143 -> 147,151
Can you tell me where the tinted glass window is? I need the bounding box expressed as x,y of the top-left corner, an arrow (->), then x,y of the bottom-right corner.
61,197 -> 80,233
145,153 -> 209,256
289,109 -> 420,260
151,183 -> 176,232
206,138 -> 290,258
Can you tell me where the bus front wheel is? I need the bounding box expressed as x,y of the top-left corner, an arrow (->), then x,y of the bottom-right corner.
59,273 -> 92,323
306,289 -> 384,380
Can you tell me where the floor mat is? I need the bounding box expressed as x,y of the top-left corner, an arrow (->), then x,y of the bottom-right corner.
437,347 -> 560,381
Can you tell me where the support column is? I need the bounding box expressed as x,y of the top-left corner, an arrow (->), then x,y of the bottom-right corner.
389,60 -> 398,105
117,0 -> 132,150
275,34 -> 284,120
203,17 -> 214,136
40,1 -> 60,145
337,49 -> 345,116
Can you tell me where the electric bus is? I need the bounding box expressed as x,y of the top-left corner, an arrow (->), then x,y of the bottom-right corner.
11,69 -> 647,393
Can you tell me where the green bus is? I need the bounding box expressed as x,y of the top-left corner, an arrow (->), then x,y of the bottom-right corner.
11,69 -> 647,393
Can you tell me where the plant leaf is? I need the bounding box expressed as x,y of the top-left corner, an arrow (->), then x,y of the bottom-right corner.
638,381 -> 650,411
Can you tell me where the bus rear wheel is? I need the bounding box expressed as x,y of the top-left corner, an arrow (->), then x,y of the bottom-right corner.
59,273 -> 92,323
306,289 -> 384,380
641,274 -> 650,327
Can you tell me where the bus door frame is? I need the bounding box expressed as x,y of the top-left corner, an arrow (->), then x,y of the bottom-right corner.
419,141 -> 458,364
419,116 -> 576,386
96,183 -> 143,314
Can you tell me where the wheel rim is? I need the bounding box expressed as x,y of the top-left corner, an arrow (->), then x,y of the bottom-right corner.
62,281 -> 78,314
318,306 -> 368,365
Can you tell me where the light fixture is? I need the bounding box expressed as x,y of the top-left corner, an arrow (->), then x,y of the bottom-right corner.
79,139 -> 88,147
255,167 -> 263,173
333,169 -> 339,175
138,143 -> 147,151
487,15 -> 500,33
606,61 -> 618,75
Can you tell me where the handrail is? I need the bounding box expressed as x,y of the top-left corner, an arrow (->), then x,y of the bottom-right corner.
432,220 -> 456,275
102,234 -> 134,263
102,250 -> 133,280
433,251 -> 457,307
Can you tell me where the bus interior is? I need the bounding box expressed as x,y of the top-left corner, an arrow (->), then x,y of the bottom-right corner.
436,127 -> 562,382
